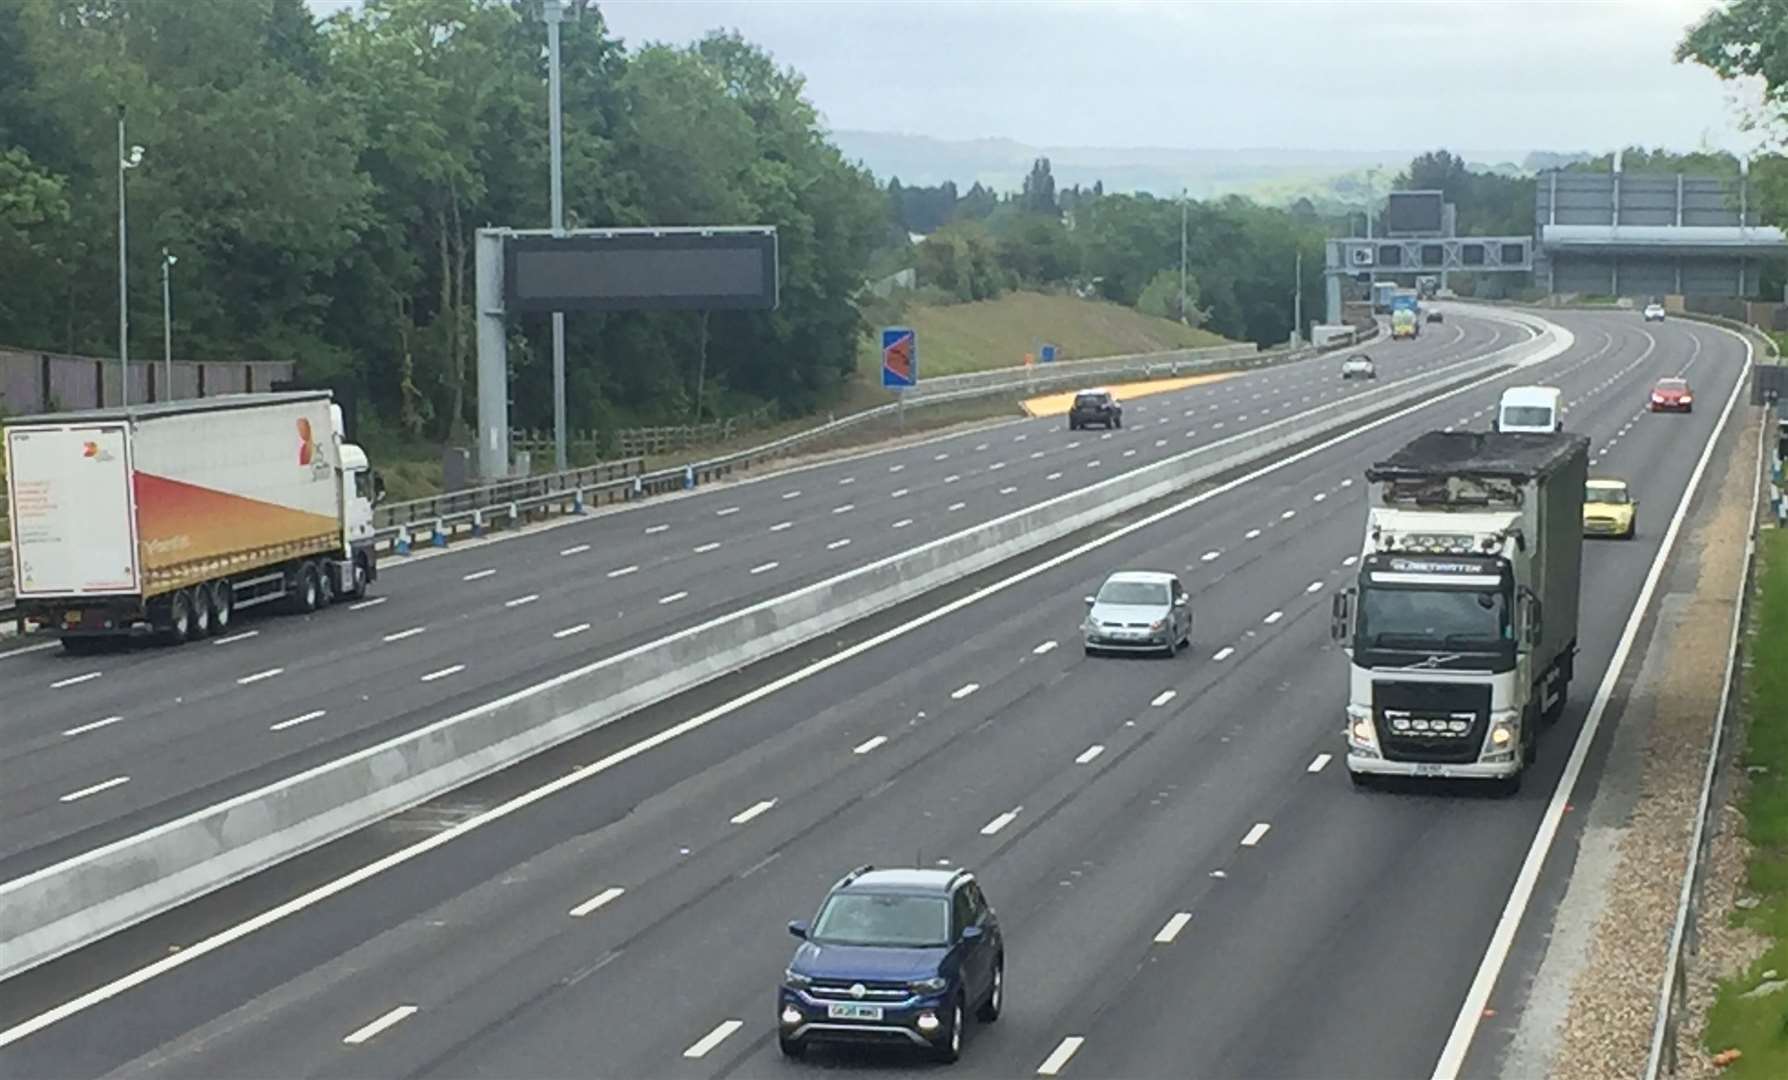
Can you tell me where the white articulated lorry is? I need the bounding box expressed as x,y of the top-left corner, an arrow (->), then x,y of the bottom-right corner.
3,391 -> 380,653
1330,430 -> 1588,793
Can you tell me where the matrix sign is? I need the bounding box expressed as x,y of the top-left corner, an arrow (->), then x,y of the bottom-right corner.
504,229 -> 779,314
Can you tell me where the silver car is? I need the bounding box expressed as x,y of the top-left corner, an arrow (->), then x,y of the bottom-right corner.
1341,355 -> 1376,380
1082,570 -> 1191,657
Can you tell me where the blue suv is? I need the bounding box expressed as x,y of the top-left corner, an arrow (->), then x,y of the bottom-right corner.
779,866 -> 1004,1062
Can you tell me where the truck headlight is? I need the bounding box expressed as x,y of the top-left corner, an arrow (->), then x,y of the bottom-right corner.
1347,709 -> 1378,752
1490,722 -> 1515,747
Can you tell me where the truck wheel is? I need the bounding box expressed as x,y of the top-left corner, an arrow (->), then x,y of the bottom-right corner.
346,557 -> 369,601
189,586 -> 213,639
208,581 -> 234,635
299,563 -> 323,612
159,589 -> 195,645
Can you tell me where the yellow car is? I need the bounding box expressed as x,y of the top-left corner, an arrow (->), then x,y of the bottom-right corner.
1583,478 -> 1636,539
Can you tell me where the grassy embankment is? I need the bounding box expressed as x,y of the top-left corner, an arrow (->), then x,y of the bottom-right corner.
1703,528 -> 1788,1076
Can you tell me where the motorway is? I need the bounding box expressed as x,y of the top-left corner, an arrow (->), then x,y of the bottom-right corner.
0,314 -> 1520,881
0,308 -> 1748,1079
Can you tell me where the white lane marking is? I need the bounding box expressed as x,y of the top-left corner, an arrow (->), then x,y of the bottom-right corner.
383,626 -> 426,643
269,710 -> 326,733
827,539 -> 851,550
554,623 -> 592,639
889,464 -> 905,472
658,592 -> 688,605
211,630 -> 259,646
1155,912 -> 1193,944
684,1019 -> 744,1059
1212,647 -> 1234,661
462,569 -> 496,581
853,735 -> 888,755
1313,492 -> 1327,502
749,562 -> 779,575
1263,611 -> 1283,625
1123,449 -> 1136,458
62,716 -> 123,737
981,808 -> 1020,835
1087,460 -> 1101,468
1047,472 -> 1063,480
948,502 -> 966,512
1067,441 -> 1081,449
934,452 -> 949,461
645,524 -> 669,534
1307,753 -> 1332,773
716,506 -> 741,516
1214,422 -> 1225,430
1281,509 -> 1296,520
893,519 -> 913,529
50,672 -> 101,689
832,504 -> 855,515
1000,486 -> 1018,495
1241,822 -> 1271,847
975,443 -> 990,451
1341,478 -> 1353,487
1031,451 -> 1046,459
1201,550 -> 1220,562
1306,580 -> 1324,593
952,682 -> 979,699
729,799 -> 776,825
1151,690 -> 1176,707
1038,1036 -> 1086,1075
781,490 -> 801,500
606,565 -> 638,578
236,667 -> 283,686
1075,744 -> 1105,765
770,521 -> 792,532
1431,322 -> 1753,1080
504,594 -> 539,608
343,1005 -> 418,1045
1245,528 -> 1261,540
420,664 -> 465,683
693,542 -> 721,554
59,776 -> 130,803
569,886 -> 625,918
891,488 -> 909,498
989,461 -> 1007,471
838,477 -> 855,485
1034,640 -> 1057,655
945,474 -> 961,484
1101,433 -> 1112,440
1342,555 -> 1358,566
1155,439 -> 1168,447
0,641 -> 60,661
560,543 -> 590,556
1014,433 -> 1028,441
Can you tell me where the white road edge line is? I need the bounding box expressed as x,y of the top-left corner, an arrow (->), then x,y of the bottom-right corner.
683,1019 -> 743,1059
343,1004 -> 418,1045
569,886 -> 625,918
0,641 -> 61,661
1154,912 -> 1193,944
1038,1035 -> 1086,1075
1429,321 -> 1752,1080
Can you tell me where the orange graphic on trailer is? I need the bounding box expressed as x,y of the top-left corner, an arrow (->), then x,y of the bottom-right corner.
297,418 -> 315,466
133,472 -> 337,575
83,441 -> 99,457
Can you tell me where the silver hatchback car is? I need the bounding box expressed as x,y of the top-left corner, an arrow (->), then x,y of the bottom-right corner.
1082,571 -> 1192,657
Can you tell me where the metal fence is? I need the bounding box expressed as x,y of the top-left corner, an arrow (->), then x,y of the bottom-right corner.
510,405 -> 777,461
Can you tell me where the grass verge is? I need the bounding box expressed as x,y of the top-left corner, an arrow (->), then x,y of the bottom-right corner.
1703,527 -> 1788,1077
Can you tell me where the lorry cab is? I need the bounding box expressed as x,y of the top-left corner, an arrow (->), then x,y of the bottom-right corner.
1494,386 -> 1563,434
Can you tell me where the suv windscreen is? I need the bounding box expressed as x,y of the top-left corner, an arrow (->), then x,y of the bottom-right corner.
812,893 -> 950,947
1097,580 -> 1168,605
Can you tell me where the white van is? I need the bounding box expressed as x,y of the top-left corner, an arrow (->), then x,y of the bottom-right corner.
1494,385 -> 1564,433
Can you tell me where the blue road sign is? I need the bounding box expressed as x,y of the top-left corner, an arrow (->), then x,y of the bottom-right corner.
1040,344 -> 1057,364
882,327 -> 917,389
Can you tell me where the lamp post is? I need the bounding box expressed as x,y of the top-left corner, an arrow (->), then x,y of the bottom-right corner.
1179,188 -> 1188,324
160,249 -> 177,399
544,0 -> 568,473
117,105 -> 145,406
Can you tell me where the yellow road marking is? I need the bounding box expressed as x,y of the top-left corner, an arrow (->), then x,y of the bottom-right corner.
1022,372 -> 1239,418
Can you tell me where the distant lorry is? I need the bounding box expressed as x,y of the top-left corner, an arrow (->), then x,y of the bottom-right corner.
1371,282 -> 1398,314
3,392 -> 380,652
1389,291 -> 1421,339
1331,431 -> 1588,793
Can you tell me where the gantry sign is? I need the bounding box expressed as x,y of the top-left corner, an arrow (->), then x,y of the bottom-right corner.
1323,191 -> 1533,324
475,226 -> 779,479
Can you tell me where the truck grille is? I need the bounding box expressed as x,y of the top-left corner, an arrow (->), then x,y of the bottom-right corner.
1373,681 -> 1491,764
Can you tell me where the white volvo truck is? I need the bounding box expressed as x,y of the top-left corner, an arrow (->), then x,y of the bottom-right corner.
1331,431 -> 1588,793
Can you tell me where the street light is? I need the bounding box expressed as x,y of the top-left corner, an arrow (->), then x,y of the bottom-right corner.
118,104 -> 145,406
161,249 -> 177,399
544,0 -> 569,473
1179,187 -> 1188,325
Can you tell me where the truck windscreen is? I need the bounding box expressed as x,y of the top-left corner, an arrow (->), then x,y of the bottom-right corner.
1358,585 -> 1510,650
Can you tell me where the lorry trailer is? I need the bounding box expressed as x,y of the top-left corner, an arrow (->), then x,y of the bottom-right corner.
1331,430 -> 1588,793
3,392 -> 380,652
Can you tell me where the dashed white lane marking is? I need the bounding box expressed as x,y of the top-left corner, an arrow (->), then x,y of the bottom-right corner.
999,486 -> 1018,495
560,543 -> 591,556
827,539 -> 851,550
981,808 -> 1021,835
645,524 -> 669,534
948,502 -> 967,512
1123,449 -> 1137,458
853,735 -> 888,755
1264,611 -> 1283,625
945,474 -> 961,484
1047,472 -> 1063,480
1241,822 -> 1272,847
1214,422 -> 1226,430
505,594 -> 539,608
62,716 -> 124,737
729,799 -> 776,825
211,630 -> 259,646
607,565 -> 638,578
1087,460 -> 1101,468
59,776 -> 131,803
50,672 -> 101,689
935,452 -> 950,461
1101,433 -> 1113,441
569,886 -> 625,918
891,488 -> 909,498
1308,753 -> 1332,773
554,623 -> 592,639
1281,509 -> 1297,520
1031,451 -> 1046,459
1038,1036 -> 1086,1076
1306,580 -> 1324,593
838,477 -> 856,485
383,626 -> 426,643
989,461 -> 1007,471
750,562 -> 779,575
1014,433 -> 1028,442
893,519 -> 914,529
269,710 -> 326,732
717,506 -> 741,516
832,504 -> 855,514
343,1005 -> 419,1045
1201,550 -> 1220,562
1154,912 -> 1193,944
684,1019 -> 744,1059
1067,441 -> 1081,449
1341,478 -> 1354,487
889,464 -> 905,472
462,569 -> 496,581
781,490 -> 801,500
420,664 -> 464,683
1155,439 -> 1168,448
236,667 -> 283,686
1245,529 -> 1262,540
1212,647 -> 1235,661
658,592 -> 688,605
1151,690 -> 1177,707
770,521 -> 792,532
952,682 -> 980,699
1075,744 -> 1105,765
1342,555 -> 1358,566
693,542 -> 721,553
349,597 -> 388,610
1313,492 -> 1327,502
1034,640 -> 1058,655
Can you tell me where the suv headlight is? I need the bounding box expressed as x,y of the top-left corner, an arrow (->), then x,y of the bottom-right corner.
784,969 -> 813,989
909,976 -> 948,994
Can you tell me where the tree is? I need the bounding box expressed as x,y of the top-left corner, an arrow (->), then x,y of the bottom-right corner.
916,222 -> 1007,302
1677,0 -> 1788,137
1136,269 -> 1203,326
1020,156 -> 1057,216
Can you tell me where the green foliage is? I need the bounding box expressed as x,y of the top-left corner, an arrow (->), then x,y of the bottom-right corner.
1678,0 -> 1788,128
914,221 -> 1008,302
1019,157 -> 1057,216
1136,269 -> 1202,326
1395,149 -> 1534,235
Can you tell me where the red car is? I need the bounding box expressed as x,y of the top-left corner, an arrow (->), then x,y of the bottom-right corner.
1650,377 -> 1693,413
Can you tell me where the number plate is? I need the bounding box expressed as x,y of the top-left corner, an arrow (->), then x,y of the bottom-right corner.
827,1003 -> 884,1021
1413,763 -> 1448,778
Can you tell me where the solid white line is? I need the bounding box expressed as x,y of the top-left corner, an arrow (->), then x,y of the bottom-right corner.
952,682 -> 979,699
569,886 -> 625,918
211,630 -> 259,646
553,623 -> 591,639
1038,1035 -> 1086,1075
420,664 -> 464,683
981,809 -> 1020,835
236,668 -> 282,686
853,735 -> 888,755
343,1005 -> 418,1045
693,542 -> 721,554
1151,690 -> 1176,707
383,626 -> 426,643
606,565 -> 638,578
1430,321 -> 1753,1080
62,716 -> 124,737
0,640 -> 61,661
59,776 -> 130,803
505,595 -> 539,608
1307,753 -> 1332,773
658,592 -> 687,605
1033,640 -> 1057,655
462,568 -> 496,581
348,597 -> 387,610
270,710 -> 326,732
1154,912 -> 1193,944
1241,822 -> 1271,847
684,1019 -> 743,1059
827,539 -> 851,550
50,672 -> 101,689
1264,611 -> 1283,625
1212,647 -> 1234,661
645,524 -> 669,534
560,543 -> 590,556
717,506 -> 740,516
730,799 -> 776,825
750,562 -> 779,575
893,518 -> 913,529
770,521 -> 792,532
1075,744 -> 1105,765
